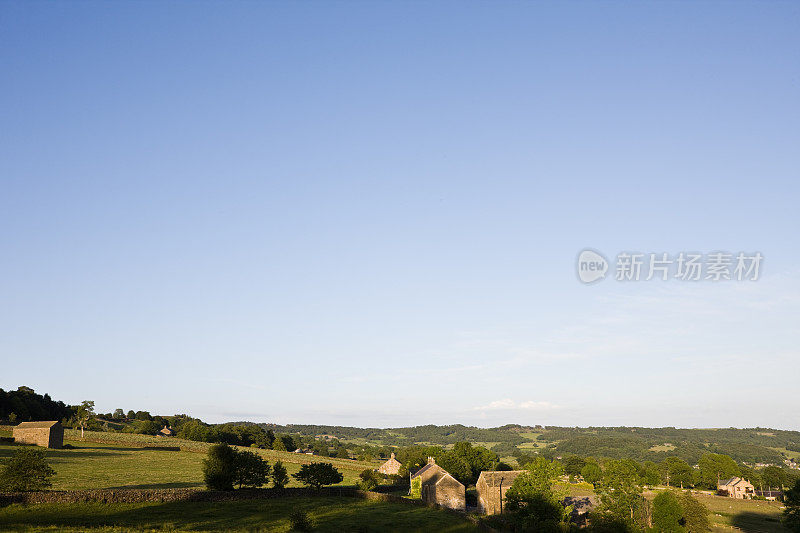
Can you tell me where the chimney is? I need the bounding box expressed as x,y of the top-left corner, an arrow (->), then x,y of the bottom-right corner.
390,452 -> 395,459
427,456 -> 435,465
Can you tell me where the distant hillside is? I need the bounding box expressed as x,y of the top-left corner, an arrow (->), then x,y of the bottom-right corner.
247,422 -> 800,466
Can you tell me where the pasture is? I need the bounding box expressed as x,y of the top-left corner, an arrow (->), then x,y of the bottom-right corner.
0,497 -> 479,532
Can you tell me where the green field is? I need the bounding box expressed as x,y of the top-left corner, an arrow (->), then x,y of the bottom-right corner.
0,430 -> 379,490
0,497 -> 479,532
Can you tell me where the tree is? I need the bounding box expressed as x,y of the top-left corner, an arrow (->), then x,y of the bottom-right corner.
783,478 -> 800,532
202,443 -> 237,491
504,457 -> 570,529
652,491 -> 685,533
762,466 -> 785,490
662,457 -> 694,489
697,454 -> 739,489
292,462 -> 343,490
641,461 -> 661,487
335,447 -> 350,459
581,462 -> 603,486
680,491 -> 710,532
112,408 -> 125,420
0,448 -> 56,491
233,450 -> 271,489
597,459 -> 646,527
8,412 -> 17,424
126,410 -> 135,419
563,455 -> 587,477
75,400 -> 95,438
358,468 -> 380,491
272,460 -> 289,489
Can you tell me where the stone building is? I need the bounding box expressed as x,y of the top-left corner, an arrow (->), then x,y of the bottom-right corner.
410,457 -> 466,511
476,470 -> 525,515
717,477 -> 755,499
158,425 -> 176,437
378,452 -> 402,475
13,421 -> 63,449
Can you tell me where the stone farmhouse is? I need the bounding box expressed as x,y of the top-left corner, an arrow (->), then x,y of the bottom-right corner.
13,421 -> 63,449
476,470 -> 525,515
717,477 -> 755,499
377,452 -> 402,475
410,457 -> 466,511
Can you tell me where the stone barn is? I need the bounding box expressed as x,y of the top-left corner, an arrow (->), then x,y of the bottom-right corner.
717,477 -> 755,499
410,457 -> 466,511
13,421 -> 64,449
476,470 -> 525,515
378,452 -> 402,475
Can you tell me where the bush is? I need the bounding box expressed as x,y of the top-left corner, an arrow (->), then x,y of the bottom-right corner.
233,450 -> 270,488
289,509 -> 313,531
357,468 -> 380,491
680,491 -> 710,532
292,462 -> 343,490
202,443 -> 237,490
0,448 -> 56,491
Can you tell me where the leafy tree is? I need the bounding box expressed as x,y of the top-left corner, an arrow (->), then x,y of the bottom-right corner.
697,454 -> 739,489
272,460 -> 289,489
581,462 -> 603,486
597,459 -> 646,527
126,410 -> 135,419
783,478 -> 800,532
762,465 -> 785,490
8,412 -> 17,424
75,400 -> 95,438
504,457 -> 570,529
679,491 -> 710,532
202,443 -> 237,491
335,447 -> 349,459
358,468 -> 380,491
0,448 -> 56,491
292,462 -> 343,490
662,457 -> 694,489
652,491 -> 685,532
438,452 -> 472,485
112,408 -> 124,419
641,461 -> 661,486
563,455 -> 587,477
233,450 -> 271,488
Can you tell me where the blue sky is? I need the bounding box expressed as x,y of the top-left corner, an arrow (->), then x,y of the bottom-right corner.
1,1 -> 798,429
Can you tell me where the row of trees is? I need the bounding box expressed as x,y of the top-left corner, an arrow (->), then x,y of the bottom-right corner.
201,443 -> 343,491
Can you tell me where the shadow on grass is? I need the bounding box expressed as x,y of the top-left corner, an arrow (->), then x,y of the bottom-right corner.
730,511 -> 786,533
0,496 -> 478,532
0,448 -> 125,460
104,482 -> 203,489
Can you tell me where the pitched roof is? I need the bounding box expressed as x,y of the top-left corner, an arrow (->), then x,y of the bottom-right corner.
411,463 -> 437,479
478,470 -> 526,487
431,469 -> 464,487
15,421 -> 60,429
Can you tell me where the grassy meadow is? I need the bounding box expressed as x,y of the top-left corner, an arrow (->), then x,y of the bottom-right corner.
0,429 -> 379,490
0,497 -> 479,532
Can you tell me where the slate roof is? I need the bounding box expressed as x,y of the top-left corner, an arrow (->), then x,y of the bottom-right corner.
477,470 -> 526,488
15,421 -> 60,429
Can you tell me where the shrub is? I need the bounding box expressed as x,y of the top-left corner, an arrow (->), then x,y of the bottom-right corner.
292,462 -> 343,490
289,509 -> 313,531
680,491 -> 710,532
0,448 -> 56,491
357,468 -> 380,491
202,443 -> 237,490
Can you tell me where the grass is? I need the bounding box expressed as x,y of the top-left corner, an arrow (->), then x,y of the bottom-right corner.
694,493 -> 787,533
0,497 -> 479,532
0,432 -> 376,490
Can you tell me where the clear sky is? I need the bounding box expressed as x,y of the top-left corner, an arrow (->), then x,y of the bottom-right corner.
1,1 -> 798,429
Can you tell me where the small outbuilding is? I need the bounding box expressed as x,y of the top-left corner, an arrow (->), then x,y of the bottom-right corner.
13,421 -> 64,449
410,457 -> 466,511
378,452 -> 402,475
717,477 -> 755,499
476,470 -> 526,515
